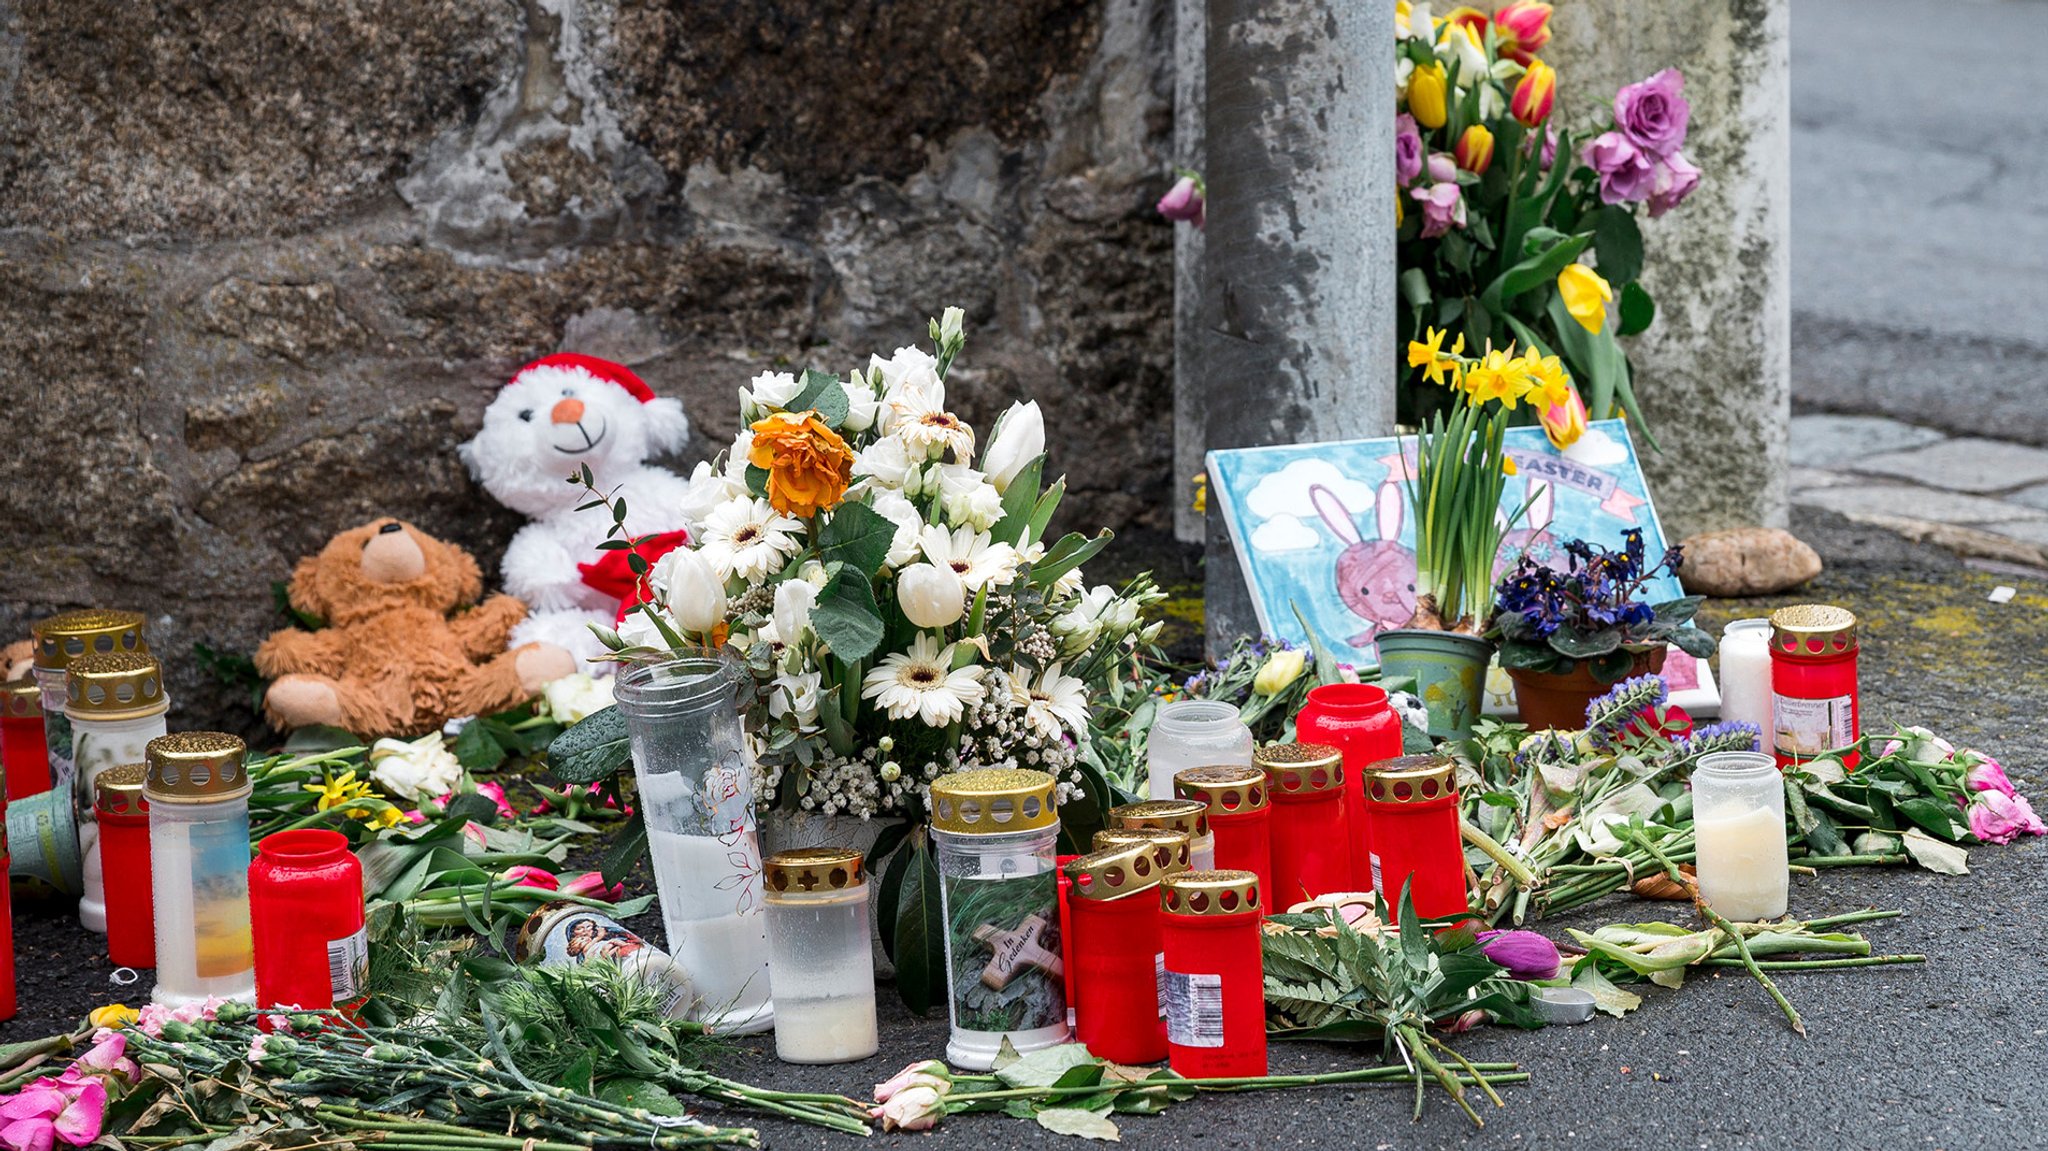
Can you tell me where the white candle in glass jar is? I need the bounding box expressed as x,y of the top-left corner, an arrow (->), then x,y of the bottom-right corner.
1691,752 -> 1789,921
1717,619 -> 1773,741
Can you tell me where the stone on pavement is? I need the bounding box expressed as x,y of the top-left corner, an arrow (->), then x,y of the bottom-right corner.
1851,437 -> 2048,495
1678,527 -> 1823,597
1788,414 -> 1947,469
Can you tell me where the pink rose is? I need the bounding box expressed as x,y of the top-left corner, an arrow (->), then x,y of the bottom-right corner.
1613,68 -> 1690,156
1584,132 -> 1657,205
70,1036 -> 137,1088
870,1085 -> 945,1132
1960,753 -> 2016,797
874,1059 -> 952,1104
1646,152 -> 1700,218
1967,791 -> 2046,845
0,1074 -> 107,1150
1411,181 -> 1467,238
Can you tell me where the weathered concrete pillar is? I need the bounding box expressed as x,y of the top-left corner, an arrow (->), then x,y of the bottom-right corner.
1545,0 -> 1792,536
1199,0 -> 1395,650
1170,0 -> 1207,545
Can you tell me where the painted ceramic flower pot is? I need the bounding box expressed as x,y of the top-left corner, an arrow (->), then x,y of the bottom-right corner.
1374,630 -> 1493,740
1507,647 -> 1667,731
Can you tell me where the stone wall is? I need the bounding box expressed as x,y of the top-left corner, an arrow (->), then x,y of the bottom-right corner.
0,0 -> 1177,730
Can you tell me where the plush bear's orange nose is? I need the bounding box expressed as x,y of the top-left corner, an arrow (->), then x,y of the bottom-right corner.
551,398 -> 586,425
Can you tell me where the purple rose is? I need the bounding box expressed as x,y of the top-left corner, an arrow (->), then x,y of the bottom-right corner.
1396,113 -> 1424,185
1613,68 -> 1690,157
1583,131 -> 1657,206
1410,181 -> 1466,238
1646,151 -> 1700,217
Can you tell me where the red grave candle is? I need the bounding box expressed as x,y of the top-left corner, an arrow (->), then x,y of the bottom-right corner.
95,764 -> 155,969
0,845 -> 13,1020
1257,743 -> 1352,906
1768,605 -> 1861,771
1158,869 -> 1265,1078
1,678 -> 49,801
249,830 -> 367,1011
1294,684 -> 1402,881
1360,754 -> 1468,919
1174,766 -> 1273,912
1055,853 -> 1079,1030
1064,837 -> 1188,1065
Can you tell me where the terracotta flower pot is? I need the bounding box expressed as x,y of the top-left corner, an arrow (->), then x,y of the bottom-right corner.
1506,647 -> 1668,731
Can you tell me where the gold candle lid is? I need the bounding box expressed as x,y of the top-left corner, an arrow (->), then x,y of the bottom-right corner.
144,732 -> 250,803
763,846 -> 866,893
1065,838 -> 1188,901
1160,869 -> 1262,917
1108,798 -> 1210,840
1,677 -> 39,719
33,609 -> 147,672
65,652 -> 169,721
1362,754 -> 1456,804
1173,764 -> 1268,816
1256,742 -> 1345,795
929,768 -> 1057,834
1769,604 -> 1858,655
1090,827 -> 1192,871
95,763 -> 150,815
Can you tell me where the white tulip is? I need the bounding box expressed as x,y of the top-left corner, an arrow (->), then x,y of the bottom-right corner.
897,562 -> 967,629
772,578 -> 820,644
368,733 -> 463,802
840,372 -> 881,433
868,489 -> 925,568
617,603 -> 682,650
982,401 -> 1045,493
651,548 -> 728,632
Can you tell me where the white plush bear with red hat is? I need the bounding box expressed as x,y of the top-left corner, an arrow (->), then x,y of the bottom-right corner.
460,354 -> 694,672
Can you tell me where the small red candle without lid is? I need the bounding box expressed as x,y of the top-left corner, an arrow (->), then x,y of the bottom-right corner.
1360,754 -> 1468,919
1294,684 -> 1402,882
1174,765 -> 1272,912
1769,605 -> 1860,771
1258,743 -> 1352,906
250,829 -> 366,1012
1159,870 -> 1265,1078
95,764 -> 156,969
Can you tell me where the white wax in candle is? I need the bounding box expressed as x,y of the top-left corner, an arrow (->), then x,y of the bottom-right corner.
647,827 -> 773,1027
1693,804 -> 1789,921
1719,625 -> 1774,737
774,995 -> 879,1064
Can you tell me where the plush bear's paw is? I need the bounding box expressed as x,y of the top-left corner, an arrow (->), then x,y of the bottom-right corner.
266,675 -> 347,729
515,644 -> 578,695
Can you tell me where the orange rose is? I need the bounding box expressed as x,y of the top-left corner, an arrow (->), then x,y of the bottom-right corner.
748,410 -> 855,518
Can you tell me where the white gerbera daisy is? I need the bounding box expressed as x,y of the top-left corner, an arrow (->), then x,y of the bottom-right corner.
862,635 -> 985,727
697,497 -> 802,583
1007,662 -> 1088,740
919,524 -> 1019,592
887,385 -> 976,461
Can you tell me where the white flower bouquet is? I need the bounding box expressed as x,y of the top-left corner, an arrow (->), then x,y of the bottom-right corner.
597,307 -> 1162,821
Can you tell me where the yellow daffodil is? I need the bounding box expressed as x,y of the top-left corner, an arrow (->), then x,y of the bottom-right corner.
1461,346 -> 1534,409
1503,456 -> 1519,476
1558,264 -> 1613,333
305,769 -> 372,813
1520,349 -> 1573,410
89,1004 -> 137,1029
1408,62 -> 1449,129
1406,327 -> 1466,388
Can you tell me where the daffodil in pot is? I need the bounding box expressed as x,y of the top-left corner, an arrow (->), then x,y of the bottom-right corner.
1485,530 -> 1716,730
1376,328 -> 1554,738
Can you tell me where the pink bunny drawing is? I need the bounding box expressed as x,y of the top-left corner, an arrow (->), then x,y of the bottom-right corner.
1494,477 -> 1562,579
1311,481 -> 1418,648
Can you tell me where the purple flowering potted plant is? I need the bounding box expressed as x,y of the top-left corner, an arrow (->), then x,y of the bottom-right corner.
1485,529 -> 1716,729
1395,4 -> 1701,448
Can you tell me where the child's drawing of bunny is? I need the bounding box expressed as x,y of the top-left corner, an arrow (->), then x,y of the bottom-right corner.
1310,481 -> 1417,648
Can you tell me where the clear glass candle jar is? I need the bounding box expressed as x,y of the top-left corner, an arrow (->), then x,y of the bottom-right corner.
1717,620 -> 1774,743
31,609 -> 148,809
929,768 -> 1069,1070
1691,751 -> 1789,921
514,901 -> 693,1017
613,653 -> 773,1035
67,652 -> 170,935
1146,701 -> 1253,800
763,847 -> 877,1065
1108,800 -> 1214,870
145,732 -> 255,1005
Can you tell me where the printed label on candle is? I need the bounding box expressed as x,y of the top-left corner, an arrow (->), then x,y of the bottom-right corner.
1155,953 -> 1167,1020
1368,852 -> 1383,893
327,927 -> 369,1001
1163,970 -> 1224,1048
1772,693 -> 1853,757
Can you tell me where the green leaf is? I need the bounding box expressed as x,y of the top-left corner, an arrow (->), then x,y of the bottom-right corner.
811,566 -> 885,662
816,501 -> 896,577
874,837 -> 911,962
1481,231 -> 1592,316
559,1052 -> 596,1096
1400,267 -> 1433,309
1588,650 -> 1635,684
1618,281 -> 1655,336
1651,595 -> 1705,624
991,454 -> 1049,546
786,368 -> 851,428
744,463 -> 770,499
997,1044 -> 1102,1089
1895,796 -> 1969,840
1030,531 -> 1112,589
1026,477 -> 1067,544
598,1078 -> 688,1117
1498,640 -> 1564,673
547,705 -> 632,784
893,837 -> 947,1016
1901,827 -> 1969,874
1591,206 -> 1644,285
452,721 -> 507,771
600,812 -> 647,887
1036,1108 -> 1121,1141
1548,626 -> 1621,659
1571,959 -> 1643,1017
1672,627 -> 1718,659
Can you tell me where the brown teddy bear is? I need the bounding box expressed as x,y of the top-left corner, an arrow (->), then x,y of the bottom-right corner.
255,518 -> 576,736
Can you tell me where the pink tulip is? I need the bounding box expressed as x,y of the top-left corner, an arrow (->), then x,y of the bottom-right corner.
502,865 -> 560,891
561,872 -> 626,903
1395,114 -> 1424,185
874,1059 -> 951,1103
1411,181 -> 1467,238
1961,753 -> 2016,797
870,1084 -> 946,1132
473,780 -> 518,820
1157,175 -> 1205,228
1967,791 -> 2046,845
1477,929 -> 1562,980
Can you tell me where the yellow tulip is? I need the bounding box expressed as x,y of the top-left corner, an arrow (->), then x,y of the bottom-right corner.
1408,63 -> 1449,129
1253,648 -> 1308,696
1557,265 -> 1614,334
89,1004 -> 138,1029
